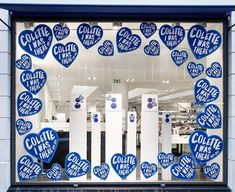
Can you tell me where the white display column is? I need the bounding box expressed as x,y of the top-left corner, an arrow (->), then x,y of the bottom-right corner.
91,112 -> 101,180
105,94 -> 122,180
161,112 -> 172,180
127,112 -> 137,180
69,94 -> 87,181
141,94 -> 159,180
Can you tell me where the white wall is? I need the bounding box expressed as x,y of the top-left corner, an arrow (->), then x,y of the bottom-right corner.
0,8 -> 11,192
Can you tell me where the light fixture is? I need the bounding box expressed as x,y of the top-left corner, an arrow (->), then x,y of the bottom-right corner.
93,77 -> 96,80
113,22 -> 122,30
57,83 -> 62,86
126,79 -> 130,82
89,22 -> 98,26
88,77 -> 96,80
162,80 -> 170,84
131,79 -> 135,82
56,75 -> 61,78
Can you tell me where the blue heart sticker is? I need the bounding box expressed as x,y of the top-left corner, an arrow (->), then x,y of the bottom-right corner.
77,23 -> 103,49
116,27 -> 142,53
16,118 -> 33,136
188,25 -> 222,60
157,152 -> 174,169
52,42 -> 79,68
194,78 -> 220,104
53,24 -> 70,41
159,25 -> 185,50
20,69 -> 47,95
187,62 -> 204,79
17,91 -> 43,117
206,62 -> 222,78
189,130 -> 224,165
171,50 -> 188,67
140,22 -> 157,39
46,163 -> 63,180
140,162 -> 158,179
16,54 -> 32,70
23,127 -> 59,163
196,104 -> 222,129
144,40 -> 160,56
93,162 -> 110,180
65,152 -> 90,178
171,154 -> 196,180
18,24 -> 53,59
204,162 -> 220,180
111,153 -> 137,179
18,155 -> 42,181
98,40 -> 114,56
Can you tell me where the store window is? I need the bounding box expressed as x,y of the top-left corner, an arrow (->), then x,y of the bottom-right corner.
14,21 -> 224,183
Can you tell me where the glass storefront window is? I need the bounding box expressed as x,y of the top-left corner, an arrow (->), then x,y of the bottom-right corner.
14,21 -> 224,183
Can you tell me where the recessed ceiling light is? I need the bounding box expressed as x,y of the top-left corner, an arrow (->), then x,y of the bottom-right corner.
131,79 -> 135,82
126,79 -> 130,82
88,77 -> 92,80
56,75 -> 61,78
93,77 -> 96,80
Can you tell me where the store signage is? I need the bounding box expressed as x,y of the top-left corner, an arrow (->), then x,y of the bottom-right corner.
77,23 -> 103,49
129,114 -> 135,123
16,118 -> 33,136
53,24 -> 70,41
171,50 -> 188,67
144,40 -> 160,56
98,40 -> 114,56
20,69 -> 47,95
159,24 -> 185,50
111,153 -> 137,179
92,114 -> 99,123
196,104 -> 222,129
187,62 -> 204,79
18,24 -> 53,59
17,155 -> 42,181
206,62 -> 222,78
204,162 -> 220,180
65,152 -> 90,178
147,97 -> 157,109
140,22 -> 157,39
141,162 -> 158,179
17,91 -> 42,117
46,163 -> 63,180
23,127 -> 59,163
73,95 -> 85,110
189,130 -> 223,165
188,25 -> 222,60
52,42 -> 79,68
116,27 -> 141,53
93,162 -> 110,180
157,152 -> 174,169
16,54 -> 32,70
171,154 -> 196,180
194,78 -> 220,104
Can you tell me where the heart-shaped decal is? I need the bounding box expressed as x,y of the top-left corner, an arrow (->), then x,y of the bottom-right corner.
18,155 -> 42,181
157,152 -> 174,169
23,127 -> 59,163
17,91 -> 42,117
194,78 -> 220,104
16,54 -> 32,70
189,130 -> 224,165
144,40 -> 160,56
140,162 -> 158,179
187,62 -> 204,79
98,40 -> 114,56
16,118 -> 33,136
171,50 -> 188,67
206,62 -> 222,78
159,24 -> 185,50
140,22 -> 157,39
204,162 -> 220,180
77,23 -> 103,49
196,104 -> 222,129
171,154 -> 196,180
18,24 -> 53,59
188,25 -> 222,60
20,69 -> 47,95
93,162 -> 110,180
53,24 -> 70,41
46,163 -> 63,180
111,153 -> 137,179
52,42 -> 79,68
116,27 -> 142,53
65,152 -> 90,178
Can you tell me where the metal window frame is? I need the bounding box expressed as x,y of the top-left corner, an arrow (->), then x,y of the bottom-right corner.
9,7 -> 230,190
